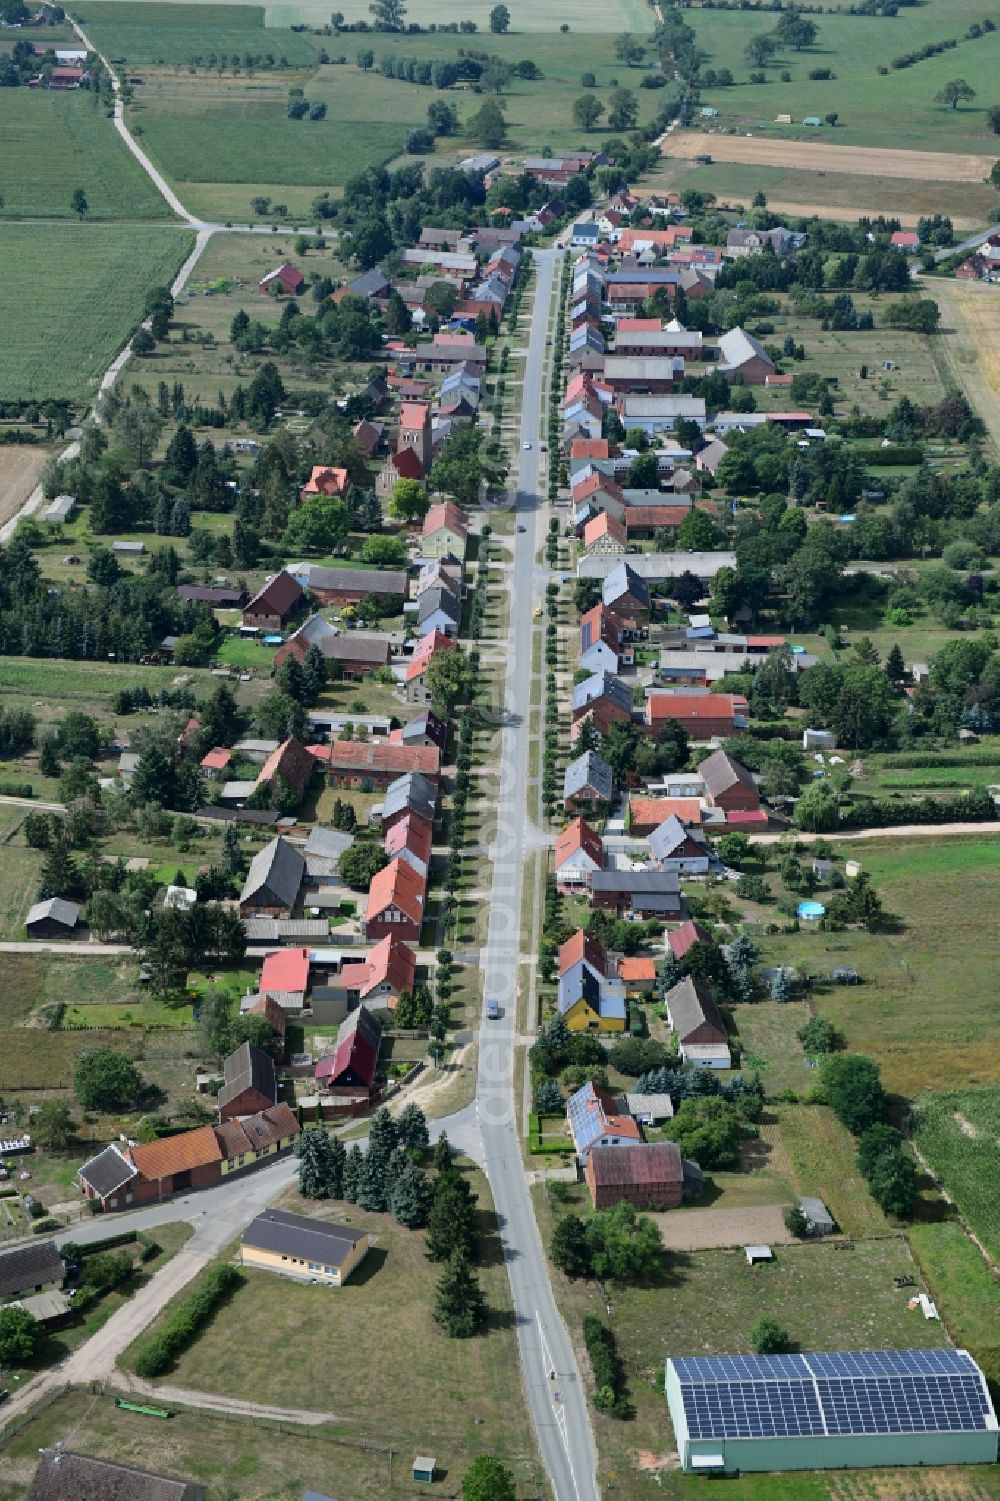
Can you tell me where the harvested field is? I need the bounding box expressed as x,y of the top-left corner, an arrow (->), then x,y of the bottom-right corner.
663,130 -> 994,184
930,277 -> 1000,453
0,446 -> 49,529
654,1203 -> 792,1252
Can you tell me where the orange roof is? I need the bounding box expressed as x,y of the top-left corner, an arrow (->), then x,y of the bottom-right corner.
260,946 -> 310,994
130,1125 -> 222,1182
399,400 -> 430,430
573,471 -> 626,505
616,318 -> 661,332
554,817 -> 604,871
624,506 -> 689,529
367,856 -> 426,924
584,512 -> 627,548
570,437 -> 610,461
200,747 -> 232,771
384,811 -> 433,866
629,796 -> 702,830
647,693 -> 747,722
326,741 -> 440,778
747,635 -> 786,649
301,465 -> 349,498
618,226 -> 694,251
422,500 -> 469,538
405,631 -> 456,680
356,934 -> 416,998
618,957 -> 656,982
558,928 -> 608,977
256,737 -> 316,798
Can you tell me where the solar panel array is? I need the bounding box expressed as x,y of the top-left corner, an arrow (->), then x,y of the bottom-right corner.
672,1351 -> 994,1442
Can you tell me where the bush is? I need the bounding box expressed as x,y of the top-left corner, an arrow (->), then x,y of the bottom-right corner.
796,1016 -> 838,1054
750,1316 -> 791,1354
132,1263 -> 243,1377
583,1315 -> 629,1416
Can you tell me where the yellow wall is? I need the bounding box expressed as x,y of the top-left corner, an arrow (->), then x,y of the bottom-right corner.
241,1233 -> 368,1285
220,1135 -> 296,1176
563,1000 -> 626,1034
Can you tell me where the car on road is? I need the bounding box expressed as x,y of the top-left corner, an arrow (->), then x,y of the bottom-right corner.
487,998 -> 500,1020
523,441 -> 532,450
533,606 -> 542,618
517,524 -> 526,532
540,443 -> 547,451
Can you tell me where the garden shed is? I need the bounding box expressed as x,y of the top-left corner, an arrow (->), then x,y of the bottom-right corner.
412,1457 -> 436,1483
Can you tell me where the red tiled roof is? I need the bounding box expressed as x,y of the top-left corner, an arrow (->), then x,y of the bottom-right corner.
646,693 -> 747,722
366,857 -> 426,924
405,631 -> 456,680
558,928 -> 607,977
384,811 -> 433,866
301,465 -> 349,498
570,437 -> 610,460
129,1125 -> 222,1182
584,512 -> 627,548
618,957 -> 656,983
256,737 -> 315,798
422,500 -> 469,538
200,747 -> 232,771
326,741 -> 440,778
554,817 -> 604,871
624,506 -> 688,529
629,797 -> 702,830
667,919 -> 711,959
725,809 -> 769,827
260,946 -> 309,995
589,1141 -> 683,1186
399,400 -> 430,430
356,934 -> 416,999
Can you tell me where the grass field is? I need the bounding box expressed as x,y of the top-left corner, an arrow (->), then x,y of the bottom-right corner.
0,224 -> 193,403
907,1220 -> 1000,1363
0,89 -> 168,221
758,837 -> 1000,1099
124,1172 -> 545,1497
287,0 -> 650,31
0,654 -> 220,710
78,1 -> 323,64
912,1088 -> 1000,1265
735,1000 -> 815,1097
776,1103 -> 893,1239
682,1 -> 1000,155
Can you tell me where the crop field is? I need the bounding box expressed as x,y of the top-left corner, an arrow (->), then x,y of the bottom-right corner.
78,2 -> 323,64
912,1088 -> 1000,1265
282,0 -> 650,32
0,444 -> 51,531
0,224 -> 193,403
932,279 -> 1000,454
758,837 -> 1000,1100
680,0 -> 1000,155
0,89 -> 167,221
665,131 -> 994,187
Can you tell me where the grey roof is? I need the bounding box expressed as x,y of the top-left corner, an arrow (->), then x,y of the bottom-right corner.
648,814 -> 707,863
571,671 -> 633,717
242,1207 -> 366,1266
234,739 -> 281,756
302,566 -> 406,597
77,1143 -> 137,1200
557,961 -> 601,1017
623,1091 -> 674,1121
305,826 -> 355,859
590,868 -> 681,897
26,897 -> 80,929
26,1452 -> 204,1501
240,836 -> 306,910
578,551 -> 736,582
663,974 -> 726,1044
799,1195 -> 835,1227
346,268 -> 389,298
604,356 -> 684,382
620,395 -> 706,419
219,1041 -> 277,1110
563,750 -> 614,804
698,748 -> 756,799
603,562 -> 650,611
717,325 -> 774,371
417,586 -> 461,626
243,917 -> 330,943
0,1239 -> 63,1300
382,772 -> 437,823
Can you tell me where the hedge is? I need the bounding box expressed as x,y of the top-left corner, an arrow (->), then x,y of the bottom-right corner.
527,1112 -> 574,1156
878,750 -> 1000,769
859,445 -> 924,467
132,1264 -> 243,1378
0,782 -> 32,798
841,786 -> 995,829
583,1315 -> 629,1417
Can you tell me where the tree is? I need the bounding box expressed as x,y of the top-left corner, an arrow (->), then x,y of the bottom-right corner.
784,1204 -> 810,1238
572,93 -> 604,131
717,833 -> 751,868
369,0 -> 405,26
391,1162 -> 432,1227
426,1164 -> 478,1260
744,33 -> 777,68
426,648 -> 476,716
606,87 -> 637,132
0,1305 -> 39,1367
338,841 -> 387,890
71,187 -> 88,218
820,1053 -> 885,1135
343,1142 -> 363,1201
935,79 -> 976,110
389,477 -> 428,523
678,509 -> 725,551
885,643 -> 905,683
793,780 -> 840,834
31,1100 -> 76,1151
749,1317 -> 791,1355
614,31 -> 643,66
584,1201 -> 663,1283
830,665 -> 897,750
396,1101 -> 429,1150
434,1247 -> 487,1336
534,1079 -> 563,1113
463,1456 -> 517,1501
665,1096 -> 742,1170
797,1016 -> 838,1054
626,451 -> 659,489
468,99 -> 507,149
489,2 -> 510,31
296,1125 -> 343,1198
867,1151 -> 918,1217
74,1049 -> 143,1112
773,10 -> 817,48
132,329 -> 156,356
550,1213 -> 592,1278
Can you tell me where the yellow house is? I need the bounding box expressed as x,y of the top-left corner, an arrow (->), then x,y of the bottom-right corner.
217,1103 -> 300,1177
559,963 -> 627,1033
421,500 -> 469,560
240,1209 -> 369,1286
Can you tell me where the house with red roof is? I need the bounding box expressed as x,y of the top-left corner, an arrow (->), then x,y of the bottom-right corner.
890,230 -> 920,252
200,747 -> 232,773
315,1005 -> 382,1098
384,810 -> 433,879
339,934 -> 416,1011
583,511 -> 627,555
404,630 -> 456,703
624,504 -> 691,537
255,737 -> 316,804
422,500 -> 469,560
325,740 -> 439,790
572,470 -> 627,523
260,946 -> 310,1012
558,929 -> 609,978
666,919 -> 712,960
258,263 -> 305,296
618,956 -> 656,993
243,570 -> 303,631
300,465 -> 350,503
644,692 -> 748,741
363,857 -> 426,941
554,817 -> 604,891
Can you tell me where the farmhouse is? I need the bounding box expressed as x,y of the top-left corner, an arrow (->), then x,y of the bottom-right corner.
274,616 -> 392,679
242,570 -> 303,631
289,562 -> 407,608
716,327 -> 776,384
570,670 -> 634,738
0,1240 -> 63,1302
25,1452 -> 205,1501
315,1004 -> 382,1096
258,946 -> 310,1013
240,1209 -> 368,1286
381,770 -> 438,830
218,1041 -> 278,1121
603,561 -> 650,620
258,263 -> 304,296
363,857 -> 425,941
579,602 -> 624,674
663,975 -> 731,1067
324,740 -> 440,789
239,836 -> 306,916
299,465 -> 350,503
566,1081 -> 641,1159
586,1141 -> 684,1211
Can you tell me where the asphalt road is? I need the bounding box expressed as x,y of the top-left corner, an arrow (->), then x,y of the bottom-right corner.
473,247 -> 600,1501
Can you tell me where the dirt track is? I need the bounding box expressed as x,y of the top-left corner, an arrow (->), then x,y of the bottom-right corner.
665,131 -> 994,185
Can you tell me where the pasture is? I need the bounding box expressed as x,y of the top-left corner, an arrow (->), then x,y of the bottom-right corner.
0,223 -> 193,403
912,1087 -> 1000,1265
683,0 -> 1000,155
77,1 -> 322,64
757,836 -> 1000,1099
0,89 -> 168,221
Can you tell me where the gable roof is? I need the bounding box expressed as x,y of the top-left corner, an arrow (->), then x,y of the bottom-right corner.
260,947 -> 310,997
558,928 -> 608,977
422,500 -> 469,538
698,748 -> 757,799
554,817 -> 604,872
717,325 -> 775,372
315,1004 -> 381,1088
563,750 -> 614,803
589,1141 -> 683,1188
557,959 -> 603,1016
663,974 -> 727,1044
571,670 -> 633,717
567,1081 -> 641,1155
603,561 -> 650,610
382,770 -> 438,824
219,1041 -> 277,1110
129,1125 -> 223,1183
241,1207 -> 367,1266
256,737 -> 315,799
666,919 -> 712,959
629,796 -> 702,829
353,933 -> 416,998
648,813 -> 707,863
0,1239 -> 63,1300
26,897 -> 80,928
77,1143 -> 138,1200
584,512 -> 627,549
366,857 -> 425,924
25,1452 -> 204,1501
326,741 -> 440,779
245,569 -> 302,619
240,836 -> 305,909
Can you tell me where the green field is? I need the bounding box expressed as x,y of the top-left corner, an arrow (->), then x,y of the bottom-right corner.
908,1220 -> 1000,1365
78,2 -> 322,64
0,90 -> 168,221
913,1088 -> 1000,1265
0,223 -> 193,402
284,0 -> 649,32
685,1 -> 1000,155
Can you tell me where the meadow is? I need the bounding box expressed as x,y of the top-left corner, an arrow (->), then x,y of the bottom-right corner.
912,1087 -> 1000,1265
683,0 -> 1000,155
0,224 -> 193,403
0,89 -> 168,221
78,1 -> 322,64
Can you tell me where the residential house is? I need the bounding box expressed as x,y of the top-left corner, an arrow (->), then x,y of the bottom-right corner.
239,836 -> 306,916
391,710 -> 448,753
566,1081 -> 641,1159
603,561 -> 650,621
716,326 -> 776,384
315,1004 -> 382,1096
726,226 -> 803,259
572,470 -> 627,523
579,602 -> 623,674
558,928 -> 609,980
324,741 -> 440,790
404,630 -> 456,704
381,770 -> 438,831
299,465 -> 350,503
25,898 -> 80,939
363,857 -> 425,941
590,868 -> 682,918
177,584 -> 245,607
217,1041 -> 278,1121
698,748 -> 760,812
419,226 -> 467,253
416,584 -> 462,637
890,230 -> 920,252
694,437 -> 728,477
240,1209 -> 368,1285
583,511 -> 627,554
383,810 -> 433,879
666,919 -> 712,960
618,956 -> 656,993
0,1241 -> 63,1302
25,1452 -> 205,1501
554,817 -> 604,891
563,750 -> 614,812
242,570 -> 303,631
558,961 -> 626,1033
351,418 -> 383,458
644,692 -> 748,741
274,615 -> 392,679
585,1141 -> 684,1211
648,814 -> 710,875
258,263 -> 304,296
663,975 -> 731,1067
258,947 -> 310,1015
570,670 -> 635,738
338,933 -> 416,1015
410,341 -> 487,375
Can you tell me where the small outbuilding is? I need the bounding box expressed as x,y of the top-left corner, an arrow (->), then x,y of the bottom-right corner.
745,1244 -> 773,1266
798,1196 -> 835,1236
25,897 -> 80,940
802,728 -> 835,753
412,1457 -> 437,1484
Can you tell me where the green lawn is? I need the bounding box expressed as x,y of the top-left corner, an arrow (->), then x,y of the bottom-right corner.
0,223 -> 194,403
908,1219 -> 1000,1366
0,89 -> 169,220
735,1000 -> 815,1098
776,1103 -> 893,1239
912,1087 -> 1000,1265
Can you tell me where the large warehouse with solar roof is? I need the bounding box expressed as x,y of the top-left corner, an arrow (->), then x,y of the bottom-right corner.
665,1349 -> 999,1475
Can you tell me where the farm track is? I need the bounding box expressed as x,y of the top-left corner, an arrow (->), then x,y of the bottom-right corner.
663,130 -> 995,184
